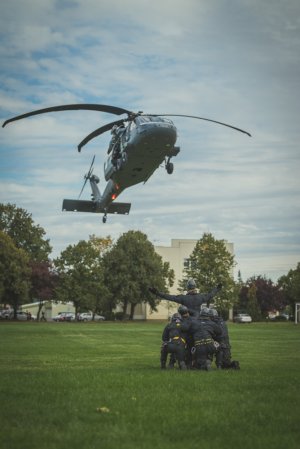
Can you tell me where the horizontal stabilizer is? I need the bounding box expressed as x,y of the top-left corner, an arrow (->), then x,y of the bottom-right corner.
62,199 -> 131,215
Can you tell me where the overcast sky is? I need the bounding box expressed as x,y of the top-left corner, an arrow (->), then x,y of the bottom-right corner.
1,0 -> 299,282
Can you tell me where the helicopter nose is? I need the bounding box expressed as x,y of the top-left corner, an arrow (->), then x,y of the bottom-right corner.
139,122 -> 177,144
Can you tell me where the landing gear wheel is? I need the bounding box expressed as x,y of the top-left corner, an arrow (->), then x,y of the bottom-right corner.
166,162 -> 174,174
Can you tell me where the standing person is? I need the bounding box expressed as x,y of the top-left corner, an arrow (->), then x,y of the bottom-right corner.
160,313 -> 187,370
149,278 -> 222,318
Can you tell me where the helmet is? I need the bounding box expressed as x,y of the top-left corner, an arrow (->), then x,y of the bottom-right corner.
186,278 -> 196,290
208,308 -> 219,319
171,313 -> 182,322
200,307 -> 210,318
178,305 -> 189,316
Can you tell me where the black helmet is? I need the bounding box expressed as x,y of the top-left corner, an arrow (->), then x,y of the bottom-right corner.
178,305 -> 189,316
186,278 -> 196,290
200,307 -> 210,317
171,313 -> 182,322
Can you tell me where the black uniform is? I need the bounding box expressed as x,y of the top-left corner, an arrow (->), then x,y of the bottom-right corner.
161,318 -> 187,370
213,316 -> 240,369
179,314 -> 195,368
182,316 -> 222,370
149,285 -> 222,318
213,316 -> 231,368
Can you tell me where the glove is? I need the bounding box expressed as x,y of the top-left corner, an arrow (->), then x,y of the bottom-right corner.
217,283 -> 223,290
149,287 -> 159,295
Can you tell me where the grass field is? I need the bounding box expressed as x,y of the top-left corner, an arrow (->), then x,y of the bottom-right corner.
0,321 -> 299,449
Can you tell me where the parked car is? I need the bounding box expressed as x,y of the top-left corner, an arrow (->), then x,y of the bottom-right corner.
0,310 -> 36,320
274,314 -> 289,321
53,312 -> 75,322
16,311 -> 36,321
234,313 -> 252,323
78,312 -> 105,322
279,313 -> 289,320
59,312 -> 75,322
0,309 -> 12,319
53,312 -> 63,321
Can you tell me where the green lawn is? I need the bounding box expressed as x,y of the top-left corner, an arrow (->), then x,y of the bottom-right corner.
0,321 -> 299,449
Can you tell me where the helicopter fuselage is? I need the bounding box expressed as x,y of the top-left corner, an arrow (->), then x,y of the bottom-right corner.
100,115 -> 179,207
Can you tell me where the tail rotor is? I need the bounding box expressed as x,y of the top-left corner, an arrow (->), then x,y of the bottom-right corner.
78,155 -> 96,199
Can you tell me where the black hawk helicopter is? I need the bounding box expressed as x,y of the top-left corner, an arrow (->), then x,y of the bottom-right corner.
2,104 -> 251,223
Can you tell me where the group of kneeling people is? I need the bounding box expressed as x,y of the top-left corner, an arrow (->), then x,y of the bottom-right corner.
148,278 -> 240,371
160,305 -> 240,371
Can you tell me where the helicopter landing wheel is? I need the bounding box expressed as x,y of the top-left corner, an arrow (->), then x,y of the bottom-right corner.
166,162 -> 174,174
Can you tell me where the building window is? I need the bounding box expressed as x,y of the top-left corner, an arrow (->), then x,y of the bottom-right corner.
184,258 -> 190,269
184,258 -> 197,270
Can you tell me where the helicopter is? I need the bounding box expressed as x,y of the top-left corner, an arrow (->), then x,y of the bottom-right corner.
2,104 -> 251,223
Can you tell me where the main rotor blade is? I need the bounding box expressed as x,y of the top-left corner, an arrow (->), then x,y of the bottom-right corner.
2,104 -> 132,127
77,119 -> 126,152
148,114 -> 251,137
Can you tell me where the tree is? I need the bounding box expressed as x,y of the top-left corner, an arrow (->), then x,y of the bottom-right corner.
238,275 -> 287,318
30,261 -> 58,320
0,203 -> 51,262
246,283 -> 262,321
278,263 -> 300,313
0,231 -> 31,316
181,233 -> 236,314
103,230 -> 174,319
237,270 -> 243,286
54,236 -> 112,316
86,235 -> 113,316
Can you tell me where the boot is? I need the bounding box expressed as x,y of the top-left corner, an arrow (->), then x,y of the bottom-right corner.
179,361 -> 187,370
230,360 -> 240,370
160,356 -> 167,370
206,360 -> 212,371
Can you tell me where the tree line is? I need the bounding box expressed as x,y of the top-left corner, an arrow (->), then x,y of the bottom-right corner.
0,203 -> 299,320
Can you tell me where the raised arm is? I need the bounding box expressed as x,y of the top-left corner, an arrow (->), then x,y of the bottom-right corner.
148,287 -> 186,306
206,283 -> 222,307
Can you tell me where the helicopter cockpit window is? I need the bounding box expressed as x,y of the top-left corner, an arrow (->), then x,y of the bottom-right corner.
135,116 -> 150,124
135,116 -> 171,125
